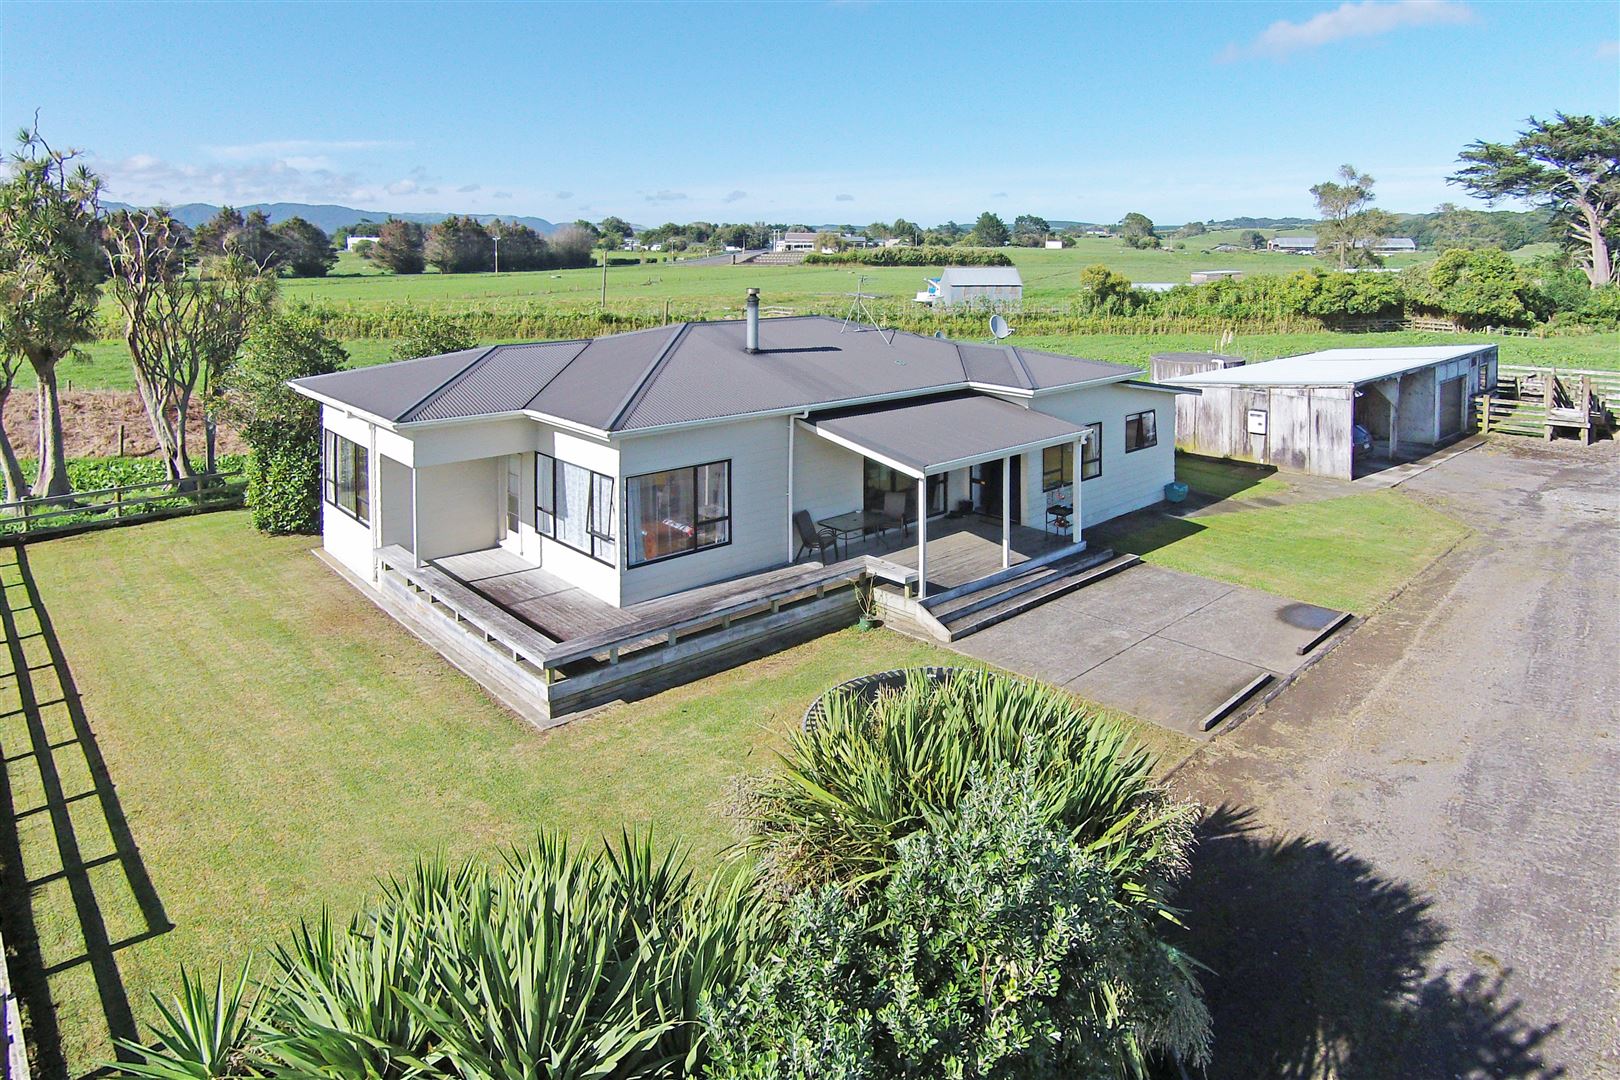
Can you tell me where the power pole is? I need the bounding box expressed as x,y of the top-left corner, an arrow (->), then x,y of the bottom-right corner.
491,233 -> 501,275
600,249 -> 608,308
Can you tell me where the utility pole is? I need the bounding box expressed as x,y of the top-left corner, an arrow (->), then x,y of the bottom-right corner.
491,231 -> 501,274
600,248 -> 608,308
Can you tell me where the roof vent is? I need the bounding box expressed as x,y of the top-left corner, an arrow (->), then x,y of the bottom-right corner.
745,288 -> 760,353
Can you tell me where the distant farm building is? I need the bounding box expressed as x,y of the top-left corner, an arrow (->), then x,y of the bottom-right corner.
1044,239 -> 1064,249
915,266 -> 1023,309
773,230 -> 819,253
1268,236 -> 1317,254
1157,345 -> 1498,479
1369,237 -> 1418,254
1189,269 -> 1245,284
344,234 -> 379,250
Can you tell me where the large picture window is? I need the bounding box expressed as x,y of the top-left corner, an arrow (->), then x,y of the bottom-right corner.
864,460 -> 945,516
1081,422 -> 1102,479
322,431 -> 369,524
626,460 -> 731,567
535,453 -> 615,564
1125,410 -> 1157,453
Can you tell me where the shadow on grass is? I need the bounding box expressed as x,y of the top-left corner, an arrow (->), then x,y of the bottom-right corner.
0,546 -> 171,1077
1182,805 -> 1562,1079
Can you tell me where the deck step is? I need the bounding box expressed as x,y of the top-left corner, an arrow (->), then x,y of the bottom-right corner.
928,548 -> 1112,622
940,552 -> 1141,641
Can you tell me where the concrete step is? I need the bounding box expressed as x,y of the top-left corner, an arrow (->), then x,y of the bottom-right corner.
940,552 -> 1141,641
929,547 -> 1114,623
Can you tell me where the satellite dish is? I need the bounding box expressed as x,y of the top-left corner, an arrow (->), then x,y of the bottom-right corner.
933,330 -> 946,340
989,314 -> 1012,340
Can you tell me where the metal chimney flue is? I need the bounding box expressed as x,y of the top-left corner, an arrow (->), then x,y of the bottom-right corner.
745,288 -> 760,353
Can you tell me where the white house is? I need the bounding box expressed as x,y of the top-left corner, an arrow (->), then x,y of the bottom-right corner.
291,296 -> 1179,613
1267,236 -> 1317,254
773,230 -> 819,253
1043,239 -> 1064,250
914,266 -> 1024,309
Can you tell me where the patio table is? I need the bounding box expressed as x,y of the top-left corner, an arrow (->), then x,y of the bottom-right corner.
817,510 -> 892,559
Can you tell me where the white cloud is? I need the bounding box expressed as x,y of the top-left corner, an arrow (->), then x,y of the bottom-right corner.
555,190 -> 574,199
645,189 -> 688,202
206,138 -> 407,161
1220,0 -> 1475,61
835,193 -> 854,201
457,183 -> 481,193
723,189 -> 747,203
1598,40 -> 1619,59
99,151 -> 370,206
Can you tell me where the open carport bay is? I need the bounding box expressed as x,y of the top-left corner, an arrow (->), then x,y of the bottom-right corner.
951,564 -> 1344,736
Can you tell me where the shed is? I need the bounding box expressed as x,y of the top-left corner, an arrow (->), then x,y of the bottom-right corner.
919,266 -> 1023,309
1268,236 -> 1317,254
1163,345 -> 1498,479
1150,352 -> 1247,382
1190,269 -> 1245,284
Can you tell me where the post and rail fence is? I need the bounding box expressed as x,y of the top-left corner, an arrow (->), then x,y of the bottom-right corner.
0,470 -> 246,542
1476,366 -> 1617,442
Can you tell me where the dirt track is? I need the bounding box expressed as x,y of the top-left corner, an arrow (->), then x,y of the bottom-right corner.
1172,437 -> 1620,1078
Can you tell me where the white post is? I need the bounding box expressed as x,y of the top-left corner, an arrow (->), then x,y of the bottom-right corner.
410,466 -> 422,568
785,418 -> 796,563
916,475 -> 928,601
1071,437 -> 1083,545
1000,455 -> 1011,568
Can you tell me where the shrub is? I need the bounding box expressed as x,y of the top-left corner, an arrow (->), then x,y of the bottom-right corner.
223,308 -> 346,534
390,310 -> 477,360
732,668 -> 1191,902
803,246 -> 1013,267
705,762 -> 1212,1078
116,833 -> 768,1079
1401,247 -> 1551,326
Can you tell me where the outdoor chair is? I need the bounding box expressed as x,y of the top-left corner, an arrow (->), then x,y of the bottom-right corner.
878,490 -> 910,539
794,510 -> 838,562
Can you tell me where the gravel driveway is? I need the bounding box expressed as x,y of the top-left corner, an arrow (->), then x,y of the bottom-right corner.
1170,438 -> 1620,1078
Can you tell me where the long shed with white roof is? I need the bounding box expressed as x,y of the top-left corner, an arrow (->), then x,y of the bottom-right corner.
1161,345 -> 1497,479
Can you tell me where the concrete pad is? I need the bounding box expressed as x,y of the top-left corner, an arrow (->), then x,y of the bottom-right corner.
954,607 -> 1149,685
1156,588 -> 1341,674
1061,565 -> 1234,633
1065,636 -> 1269,738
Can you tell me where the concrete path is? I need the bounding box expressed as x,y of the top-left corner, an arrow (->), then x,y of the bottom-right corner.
1170,437 -> 1620,1078
951,564 -> 1342,736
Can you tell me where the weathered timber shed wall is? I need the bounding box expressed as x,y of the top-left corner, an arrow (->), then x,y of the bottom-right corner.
1177,384 -> 1356,478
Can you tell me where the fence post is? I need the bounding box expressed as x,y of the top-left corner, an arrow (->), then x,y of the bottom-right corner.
1480,398 -> 1491,433
20,501 -> 29,535
114,486 -> 123,519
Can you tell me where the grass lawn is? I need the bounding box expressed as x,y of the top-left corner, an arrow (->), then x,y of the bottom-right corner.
1102,487 -> 1470,614
0,511 -> 1188,1076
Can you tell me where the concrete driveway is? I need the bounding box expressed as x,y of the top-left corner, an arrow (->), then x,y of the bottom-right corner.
952,564 -> 1344,736
1170,438 -> 1620,1078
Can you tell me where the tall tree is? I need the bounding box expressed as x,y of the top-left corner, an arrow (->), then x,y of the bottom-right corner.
105,210 -> 277,480
271,216 -> 337,277
0,123 -> 105,499
597,215 -> 633,250
370,219 -> 425,274
971,211 -> 1009,247
424,215 -> 491,273
1450,113 -> 1620,287
1011,214 -> 1050,246
1119,212 -> 1160,249
225,209 -> 285,268
1311,165 -> 1394,269
193,206 -> 244,256
549,224 -> 596,268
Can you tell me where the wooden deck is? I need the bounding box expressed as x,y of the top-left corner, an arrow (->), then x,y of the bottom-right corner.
835,516 -> 1070,594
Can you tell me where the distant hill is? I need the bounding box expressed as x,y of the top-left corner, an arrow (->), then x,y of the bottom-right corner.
101,201 -> 559,235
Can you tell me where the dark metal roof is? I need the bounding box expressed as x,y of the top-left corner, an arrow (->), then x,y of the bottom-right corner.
289,315 -> 1135,432
806,393 -> 1089,477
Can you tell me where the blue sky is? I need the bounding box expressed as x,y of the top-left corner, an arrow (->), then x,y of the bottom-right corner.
3,1 -> 1615,225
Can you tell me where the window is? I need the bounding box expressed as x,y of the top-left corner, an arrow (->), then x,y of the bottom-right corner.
864,460 -> 944,516
626,460 -> 731,567
1081,423 -> 1102,480
322,430 -> 369,524
1125,410 -> 1157,453
1042,444 -> 1072,491
505,456 -> 521,536
534,453 -> 614,564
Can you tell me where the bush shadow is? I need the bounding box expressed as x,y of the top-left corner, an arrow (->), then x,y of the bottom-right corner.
1179,805 -> 1562,1079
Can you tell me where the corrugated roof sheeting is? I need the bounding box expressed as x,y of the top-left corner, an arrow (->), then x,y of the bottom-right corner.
529,324 -> 684,430
1166,345 -> 1495,388
808,394 -> 1088,476
406,341 -> 588,422
292,347 -> 491,421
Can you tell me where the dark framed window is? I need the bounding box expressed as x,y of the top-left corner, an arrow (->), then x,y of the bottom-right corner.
535,452 -> 615,564
1042,444 -> 1072,492
864,460 -> 944,516
1125,410 -> 1157,453
322,430 -> 369,525
1081,422 -> 1102,480
626,460 -> 731,567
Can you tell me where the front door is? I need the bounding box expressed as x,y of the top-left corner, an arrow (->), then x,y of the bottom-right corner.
501,455 -> 524,554
972,457 -> 1022,524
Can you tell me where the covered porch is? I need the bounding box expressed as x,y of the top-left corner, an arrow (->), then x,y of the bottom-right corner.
797,394 -> 1089,599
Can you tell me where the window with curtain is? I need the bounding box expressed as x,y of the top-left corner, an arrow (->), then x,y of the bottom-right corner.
535,453 -> 614,564
1125,410 -> 1157,453
1081,422 -> 1102,479
323,430 -> 369,524
626,460 -> 731,566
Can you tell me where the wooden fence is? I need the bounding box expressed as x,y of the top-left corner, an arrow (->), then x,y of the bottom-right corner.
0,471 -> 245,540
1477,366 -> 1618,440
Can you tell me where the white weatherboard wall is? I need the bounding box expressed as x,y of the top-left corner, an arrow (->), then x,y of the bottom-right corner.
415,459 -> 500,561
792,429 -> 862,525
321,407 -> 378,578
619,416 -> 789,606
1027,384 -> 1178,527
